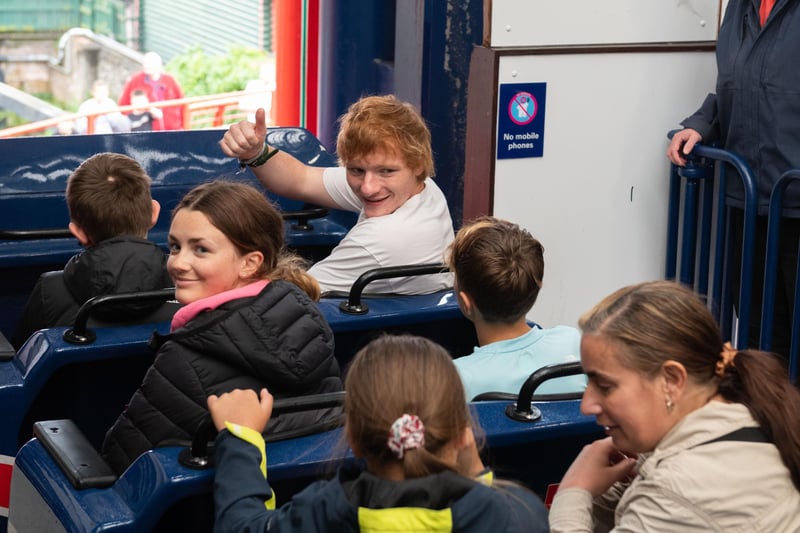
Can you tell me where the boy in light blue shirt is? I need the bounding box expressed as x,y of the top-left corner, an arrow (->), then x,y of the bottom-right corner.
447,217 -> 585,400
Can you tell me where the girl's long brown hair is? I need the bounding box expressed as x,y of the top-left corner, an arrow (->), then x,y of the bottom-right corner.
344,334 -> 471,478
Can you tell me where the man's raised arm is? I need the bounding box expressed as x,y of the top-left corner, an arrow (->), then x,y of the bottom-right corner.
219,108 -> 334,208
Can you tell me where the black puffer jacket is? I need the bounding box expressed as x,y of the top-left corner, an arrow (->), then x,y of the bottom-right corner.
11,236 -> 172,348
101,280 -> 342,475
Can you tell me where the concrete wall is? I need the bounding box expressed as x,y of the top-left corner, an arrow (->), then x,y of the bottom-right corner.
0,29 -> 142,109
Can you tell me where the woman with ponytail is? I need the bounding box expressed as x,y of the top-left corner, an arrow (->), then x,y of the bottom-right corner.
208,334 -> 549,532
550,280 -> 800,532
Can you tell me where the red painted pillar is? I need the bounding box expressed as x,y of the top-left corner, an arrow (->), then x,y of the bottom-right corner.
304,0 -> 319,135
273,0 -> 302,126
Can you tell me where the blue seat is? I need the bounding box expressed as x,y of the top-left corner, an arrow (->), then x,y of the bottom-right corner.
0,128 -> 357,337
0,266 -> 474,529
9,382 -> 600,532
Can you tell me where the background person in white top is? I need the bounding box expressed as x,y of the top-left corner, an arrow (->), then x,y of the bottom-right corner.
75,80 -> 131,134
220,95 -> 454,295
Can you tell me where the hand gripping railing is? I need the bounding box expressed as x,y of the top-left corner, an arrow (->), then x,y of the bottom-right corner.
762,169 -> 800,382
665,133 -> 758,349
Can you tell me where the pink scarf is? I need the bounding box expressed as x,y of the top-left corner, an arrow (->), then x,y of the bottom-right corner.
170,280 -> 270,331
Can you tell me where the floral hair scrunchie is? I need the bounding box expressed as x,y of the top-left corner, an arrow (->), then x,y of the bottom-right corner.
387,414 -> 425,459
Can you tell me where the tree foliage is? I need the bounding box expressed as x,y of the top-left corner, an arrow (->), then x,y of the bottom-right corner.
167,45 -> 269,96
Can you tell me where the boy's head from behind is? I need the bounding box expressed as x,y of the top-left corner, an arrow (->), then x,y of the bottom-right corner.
335,94 -> 434,182
447,216 -> 544,324
66,153 -> 158,247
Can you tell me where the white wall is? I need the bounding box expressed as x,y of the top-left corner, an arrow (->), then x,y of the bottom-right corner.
493,51 -> 717,328
480,0 -> 724,327
489,0 -> 721,46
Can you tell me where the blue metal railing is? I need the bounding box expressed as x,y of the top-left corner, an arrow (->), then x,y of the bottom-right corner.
762,169 -> 800,382
665,135 -> 758,350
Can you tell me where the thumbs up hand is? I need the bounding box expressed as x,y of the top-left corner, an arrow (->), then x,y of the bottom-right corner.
220,108 -> 269,161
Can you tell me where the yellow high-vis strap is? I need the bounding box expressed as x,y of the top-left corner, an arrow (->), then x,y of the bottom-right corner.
358,506 -> 453,532
475,468 -> 494,486
224,421 -> 276,510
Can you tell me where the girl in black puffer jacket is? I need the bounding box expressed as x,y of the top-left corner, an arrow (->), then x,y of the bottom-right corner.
102,180 -> 342,475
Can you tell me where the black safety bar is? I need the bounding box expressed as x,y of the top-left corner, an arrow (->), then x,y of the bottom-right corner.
180,391 -> 347,469
0,228 -> 74,240
338,263 -> 450,314
505,361 -> 584,422
0,207 -> 329,242
284,206 -> 328,231
63,288 -> 176,345
33,419 -> 117,490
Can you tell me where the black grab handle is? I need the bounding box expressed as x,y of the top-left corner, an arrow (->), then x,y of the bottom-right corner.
0,228 -> 74,240
281,206 -> 329,231
63,288 -> 176,345
339,263 -> 450,314
505,361 -> 584,422
180,391 -> 346,469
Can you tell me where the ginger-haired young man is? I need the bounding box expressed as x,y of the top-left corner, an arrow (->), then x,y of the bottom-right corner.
220,94 -> 453,295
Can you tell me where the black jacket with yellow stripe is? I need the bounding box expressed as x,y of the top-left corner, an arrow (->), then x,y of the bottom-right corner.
213,425 -> 549,532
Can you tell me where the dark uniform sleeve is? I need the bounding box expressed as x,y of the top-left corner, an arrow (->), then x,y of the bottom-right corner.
680,93 -> 720,143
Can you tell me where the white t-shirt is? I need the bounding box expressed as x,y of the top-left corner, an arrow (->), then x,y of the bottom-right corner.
75,97 -> 130,134
310,167 -> 454,295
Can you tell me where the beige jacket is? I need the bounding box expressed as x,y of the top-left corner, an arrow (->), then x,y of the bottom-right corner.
550,401 -> 800,532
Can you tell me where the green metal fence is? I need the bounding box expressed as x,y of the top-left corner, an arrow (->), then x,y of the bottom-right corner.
0,0 -> 125,40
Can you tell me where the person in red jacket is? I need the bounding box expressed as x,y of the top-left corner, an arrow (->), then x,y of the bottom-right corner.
119,52 -> 185,131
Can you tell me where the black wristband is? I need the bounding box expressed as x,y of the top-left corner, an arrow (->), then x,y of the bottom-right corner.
239,144 -> 280,170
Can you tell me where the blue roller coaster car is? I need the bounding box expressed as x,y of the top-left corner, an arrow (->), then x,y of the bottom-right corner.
0,264 -> 477,531
0,127 -> 357,338
9,363 -> 599,532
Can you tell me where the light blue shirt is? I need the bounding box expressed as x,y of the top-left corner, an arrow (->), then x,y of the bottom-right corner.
454,325 -> 586,401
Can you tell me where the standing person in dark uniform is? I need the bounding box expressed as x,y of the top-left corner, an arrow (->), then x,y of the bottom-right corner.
666,0 -> 800,358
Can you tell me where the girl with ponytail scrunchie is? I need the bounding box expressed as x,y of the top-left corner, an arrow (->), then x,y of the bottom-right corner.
208,334 -> 550,532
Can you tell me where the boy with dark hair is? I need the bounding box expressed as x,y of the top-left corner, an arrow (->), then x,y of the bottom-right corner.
11,153 -> 172,348
446,216 -> 585,400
